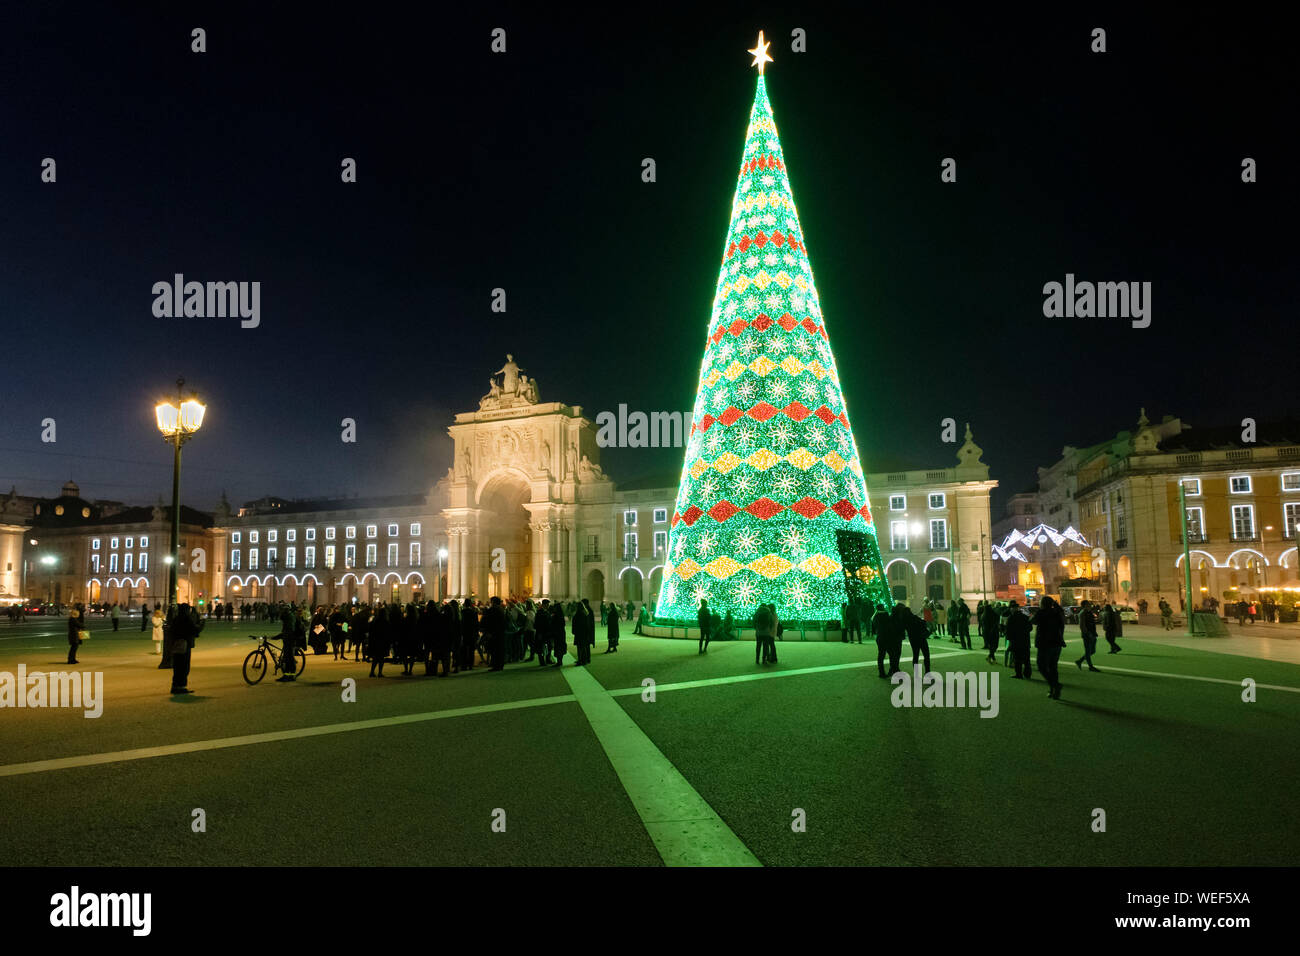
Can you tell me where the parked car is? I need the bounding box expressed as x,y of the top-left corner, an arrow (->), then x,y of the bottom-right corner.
22,602 -> 47,615
1063,605 -> 1081,624
1117,605 -> 1139,623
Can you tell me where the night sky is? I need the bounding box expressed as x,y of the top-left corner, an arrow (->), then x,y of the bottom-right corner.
1,4 -> 1293,516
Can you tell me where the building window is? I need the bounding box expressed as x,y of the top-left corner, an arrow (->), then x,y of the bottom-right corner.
109,554 -> 118,573
410,523 -> 422,536
929,518 -> 947,551
345,544 -> 356,568
286,529 -> 296,542
267,547 -> 277,568
624,532 -> 638,559
1283,473 -> 1300,493
325,527 -> 335,540
125,537 -> 133,549
654,531 -> 667,556
366,525 -> 377,538
1284,502 -> 1300,539
928,492 -> 946,510
250,530 -> 259,544
305,528 -> 316,541
410,543 -> 421,565
624,510 -> 637,526
91,554 -> 100,573
890,520 -> 908,551
139,553 -> 147,572
387,524 -> 398,537
284,547 -> 296,569
111,537 -> 119,550
1230,475 -> 1252,494
388,544 -> 398,567
653,508 -> 667,523
304,546 -> 315,568
324,546 -> 335,569
363,544 -> 376,568
346,526 -> 356,539
268,529 -> 277,543
889,495 -> 906,511
92,539 -> 100,550
1115,513 -> 1127,544
1185,507 -> 1204,541
249,549 -> 259,570
230,550 -> 240,570
1181,478 -> 1201,496
139,536 -> 148,547
124,553 -> 133,573
231,532 -> 241,544
1231,505 -> 1255,539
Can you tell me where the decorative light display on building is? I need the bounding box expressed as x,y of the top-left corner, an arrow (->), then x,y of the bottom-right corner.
657,34 -> 893,623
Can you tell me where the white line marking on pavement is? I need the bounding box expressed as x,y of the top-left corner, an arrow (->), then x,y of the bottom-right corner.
0,693 -> 576,778
561,660 -> 761,867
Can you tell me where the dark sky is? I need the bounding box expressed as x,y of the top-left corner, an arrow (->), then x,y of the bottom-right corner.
1,3 -> 1293,516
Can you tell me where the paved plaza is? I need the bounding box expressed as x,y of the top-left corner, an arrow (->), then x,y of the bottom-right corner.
1,615 -> 1296,866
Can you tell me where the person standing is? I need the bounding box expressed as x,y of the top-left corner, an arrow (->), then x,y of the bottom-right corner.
110,602 -> 120,632
460,600 -> 479,671
66,609 -> 83,665
140,601 -> 150,632
169,603 -> 200,695
483,596 -> 507,671
899,605 -> 931,675
871,602 -> 893,677
981,601 -> 1001,664
754,602 -> 775,665
368,605 -> 390,677
605,601 -> 620,653
1034,596 -> 1066,700
956,598 -> 972,650
1102,603 -> 1123,653
697,598 -> 711,654
1005,600 -> 1031,679
275,608 -> 299,683
550,601 -> 567,666
1075,600 -> 1100,672
151,604 -> 165,654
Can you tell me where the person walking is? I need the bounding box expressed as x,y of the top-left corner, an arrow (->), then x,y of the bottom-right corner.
871,602 -> 893,677
1159,597 -> 1173,631
66,608 -> 83,665
697,598 -> 712,654
898,604 -> 931,674
1005,600 -> 1031,679
1074,600 -> 1100,672
1102,603 -> 1123,653
1034,596 -> 1066,700
754,602 -> 777,665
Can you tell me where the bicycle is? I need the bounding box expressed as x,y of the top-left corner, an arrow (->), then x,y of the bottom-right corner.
243,634 -> 307,685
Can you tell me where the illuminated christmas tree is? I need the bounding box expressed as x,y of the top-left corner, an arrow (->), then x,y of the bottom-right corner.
658,32 -> 893,623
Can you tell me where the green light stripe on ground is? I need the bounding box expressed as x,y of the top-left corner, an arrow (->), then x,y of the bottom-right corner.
606,651 -> 967,697
561,661 -> 761,867
0,693 -> 577,778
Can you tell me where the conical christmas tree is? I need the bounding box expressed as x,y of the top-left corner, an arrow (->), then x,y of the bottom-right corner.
658,34 -> 893,623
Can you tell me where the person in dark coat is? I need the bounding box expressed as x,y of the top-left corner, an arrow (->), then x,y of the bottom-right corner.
433,602 -> 453,675
1005,600 -> 1032,679
754,603 -> 777,665
549,601 -> 567,666
276,608 -> 299,682
1035,596 -> 1067,699
570,600 -> 589,665
696,599 -> 711,654
66,609 -> 83,665
897,605 -> 931,674
482,597 -> 507,671
1075,600 -> 1101,671
981,601 -> 1002,664
1102,604 -> 1123,653
169,603 -> 200,694
605,601 -> 620,653
368,605 -> 390,677
871,603 -> 894,677
460,600 -> 479,671
954,598 -> 972,649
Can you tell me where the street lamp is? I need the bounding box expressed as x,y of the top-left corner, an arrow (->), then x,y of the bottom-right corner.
155,377 -> 205,614
40,555 -> 57,606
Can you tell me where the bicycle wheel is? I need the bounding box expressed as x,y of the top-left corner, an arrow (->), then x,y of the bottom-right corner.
294,648 -> 306,676
243,649 -> 269,685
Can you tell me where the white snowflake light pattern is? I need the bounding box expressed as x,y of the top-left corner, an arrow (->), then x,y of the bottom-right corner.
779,525 -> 805,554
734,529 -> 759,554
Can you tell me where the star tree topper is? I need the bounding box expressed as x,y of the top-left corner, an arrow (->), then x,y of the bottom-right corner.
748,30 -> 773,73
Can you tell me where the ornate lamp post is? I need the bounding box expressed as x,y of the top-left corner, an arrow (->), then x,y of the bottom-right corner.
155,378 -> 206,613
